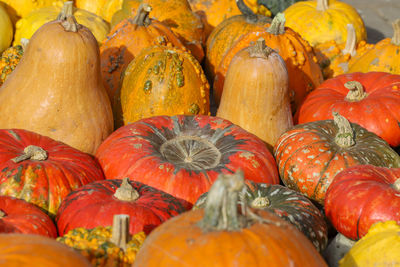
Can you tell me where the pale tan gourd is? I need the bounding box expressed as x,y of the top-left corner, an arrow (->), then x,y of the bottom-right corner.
217,38 -> 293,151
0,12 -> 113,154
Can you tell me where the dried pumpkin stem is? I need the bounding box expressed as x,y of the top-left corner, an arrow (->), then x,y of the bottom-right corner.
266,13 -> 286,35
114,178 -> 140,202
58,1 -> 79,32
316,0 -> 329,11
391,19 -> 400,46
251,197 -> 270,208
0,210 -> 5,218
342,24 -> 357,56
249,38 -> 274,58
394,179 -> 400,191
110,214 -> 130,251
132,3 -> 152,26
344,81 -> 367,101
11,145 -> 48,163
236,0 -> 258,22
20,38 -> 29,51
333,112 -> 355,147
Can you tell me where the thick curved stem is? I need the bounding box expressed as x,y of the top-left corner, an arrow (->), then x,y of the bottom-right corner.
110,214 -> 130,251
132,3 -> 152,26
333,112 -> 355,148
344,81 -> 367,102
20,38 -> 29,50
249,38 -> 274,58
391,19 -> 400,45
266,13 -> 286,35
236,0 -> 258,22
114,178 -> 140,202
11,145 -> 48,163
342,24 -> 357,56
316,0 -> 329,11
58,1 -> 79,32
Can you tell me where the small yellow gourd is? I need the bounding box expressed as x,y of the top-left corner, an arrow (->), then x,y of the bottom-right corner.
75,0 -> 123,22
0,0 -> 63,23
0,3 -> 13,53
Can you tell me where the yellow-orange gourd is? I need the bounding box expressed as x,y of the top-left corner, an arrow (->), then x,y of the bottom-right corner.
0,3 -> 13,53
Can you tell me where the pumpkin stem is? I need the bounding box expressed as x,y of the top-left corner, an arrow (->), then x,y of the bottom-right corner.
333,112 -> 355,147
266,13 -> 285,35
249,38 -> 274,58
316,0 -> 329,11
0,210 -> 5,218
344,81 -> 367,102
58,1 -> 80,32
110,214 -> 130,251
114,178 -> 140,202
342,24 -> 357,56
236,0 -> 258,22
393,178 -> 400,191
251,197 -> 270,208
132,3 -> 152,26
20,38 -> 29,51
391,19 -> 400,46
11,145 -> 48,163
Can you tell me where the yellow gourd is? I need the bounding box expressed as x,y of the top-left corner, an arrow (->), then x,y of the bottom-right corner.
0,3 -> 13,53
75,0 -> 123,22
0,0 -> 63,23
339,221 -> 400,266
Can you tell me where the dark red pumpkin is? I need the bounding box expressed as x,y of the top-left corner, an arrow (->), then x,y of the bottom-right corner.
95,115 -> 279,205
325,165 -> 400,240
296,72 -> 400,147
56,178 -> 188,236
0,196 -> 57,238
0,129 -> 105,217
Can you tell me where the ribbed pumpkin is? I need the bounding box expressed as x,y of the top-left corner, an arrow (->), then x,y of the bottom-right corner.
13,1 -> 110,45
56,178 -> 188,236
297,72 -> 400,147
58,214 -> 146,267
133,171 -> 327,266
0,42 -> 25,86
348,19 -> 400,75
0,196 -> 57,238
214,13 -> 323,113
100,3 -> 185,101
111,0 -> 204,62
0,3 -> 13,53
95,115 -> 280,205
75,0 -> 123,22
0,129 -> 105,217
283,0 -> 366,47
204,0 -> 271,81
216,38 -> 293,150
194,180 -> 328,252
274,112 -> 400,204
114,44 -> 209,127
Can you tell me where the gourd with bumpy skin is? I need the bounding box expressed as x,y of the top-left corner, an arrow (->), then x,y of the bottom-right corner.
0,40 -> 27,85
0,12 -> 114,155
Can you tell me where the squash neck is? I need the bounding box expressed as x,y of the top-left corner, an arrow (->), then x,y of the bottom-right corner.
11,145 -> 48,163
114,178 -> 140,202
132,3 -> 152,26
316,0 -> 329,11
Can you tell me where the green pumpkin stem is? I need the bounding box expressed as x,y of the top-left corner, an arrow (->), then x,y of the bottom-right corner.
58,1 -> 80,32
132,3 -> 152,27
342,24 -> 357,56
266,13 -> 286,35
391,19 -> 400,46
344,81 -> 367,101
236,0 -> 258,22
249,38 -> 274,58
333,112 -> 355,147
110,214 -> 130,251
11,145 -> 48,163
316,0 -> 329,11
114,178 -> 140,202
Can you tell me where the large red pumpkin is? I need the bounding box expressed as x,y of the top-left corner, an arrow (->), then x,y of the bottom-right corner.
296,72 -> 400,147
56,178 -> 188,236
325,165 -> 400,240
0,129 -> 105,217
95,115 -> 279,204
0,196 -> 57,238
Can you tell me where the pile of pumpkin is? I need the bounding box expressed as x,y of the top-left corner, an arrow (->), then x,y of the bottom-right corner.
0,0 -> 399,266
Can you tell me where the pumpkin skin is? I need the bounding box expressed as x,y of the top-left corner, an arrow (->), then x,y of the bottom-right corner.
115,44 -> 210,127
0,43 -> 24,86
0,196 -> 57,238
56,178 -> 188,236
213,13 -> 323,113
75,0 -> 123,22
216,38 -> 293,150
0,3 -> 13,54
297,72 -> 400,147
0,233 -> 92,266
95,115 -> 280,205
325,165 -> 400,241
0,13 -> 114,155
0,0 -> 63,21
274,113 -> 400,204
100,3 -> 185,102
0,129 -> 105,217
283,0 -> 366,47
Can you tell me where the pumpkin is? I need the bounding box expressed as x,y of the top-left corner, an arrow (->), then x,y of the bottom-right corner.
0,196 -> 57,238
274,112 -> 400,204
95,115 -> 280,205
348,19 -> 400,75
0,40 -> 26,86
297,72 -> 400,147
0,129 -> 105,217
213,13 -> 323,113
0,11 -> 113,155
0,0 -> 63,21
100,3 -> 185,102
114,44 -> 209,127
283,0 -> 366,47
204,0 -> 271,81
75,0 -> 123,22
216,38 -> 293,150
56,178 -> 188,236
111,0 -> 204,62
194,179 -> 328,252
0,3 -> 13,54
133,171 -> 327,266
339,221 -> 400,266
325,165 -> 400,241
13,1 -> 110,45
58,214 -> 146,267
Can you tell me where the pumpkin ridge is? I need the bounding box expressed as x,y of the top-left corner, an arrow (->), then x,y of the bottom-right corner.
310,150 -> 337,200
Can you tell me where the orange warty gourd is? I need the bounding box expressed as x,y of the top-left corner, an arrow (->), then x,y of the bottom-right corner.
217,38 -> 293,151
0,11 -> 113,154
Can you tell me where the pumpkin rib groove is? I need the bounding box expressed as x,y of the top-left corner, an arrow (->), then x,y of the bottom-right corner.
310,150 -> 337,200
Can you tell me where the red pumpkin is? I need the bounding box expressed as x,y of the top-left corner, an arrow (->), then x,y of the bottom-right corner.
296,72 -> 400,147
0,129 -> 105,217
325,165 -> 400,240
95,115 -> 279,204
56,178 -> 188,236
0,196 -> 57,238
